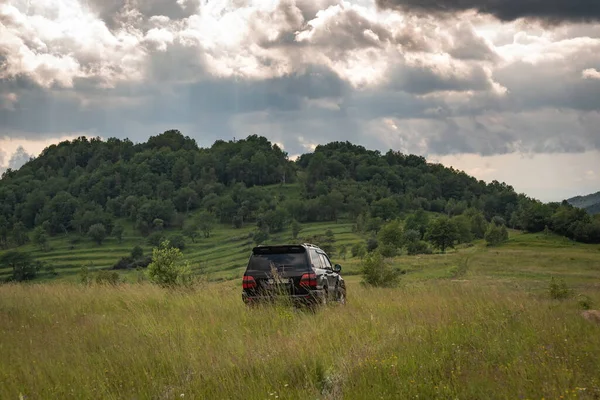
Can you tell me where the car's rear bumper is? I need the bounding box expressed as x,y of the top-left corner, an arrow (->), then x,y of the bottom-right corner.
242,289 -> 326,305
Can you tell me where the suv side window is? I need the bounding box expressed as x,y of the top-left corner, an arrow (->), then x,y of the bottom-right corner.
319,253 -> 332,270
310,249 -> 324,270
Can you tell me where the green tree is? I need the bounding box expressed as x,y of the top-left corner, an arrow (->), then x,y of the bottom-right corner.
370,197 -> 398,221
468,210 -> 488,239
425,217 -> 459,253
0,216 -> 8,248
291,219 -> 302,240
323,190 -> 344,221
354,213 -> 367,233
403,229 -> 421,244
406,240 -> 431,255
168,234 -> 186,250
173,187 -> 199,213
0,251 -> 38,281
379,244 -> 398,257
347,197 -> 368,220
12,222 -> 29,247
183,220 -> 200,243
378,220 -> 403,248
485,223 -> 509,246
365,216 -> 384,235
351,242 -> 367,258
131,245 -> 144,259
338,244 -> 347,260
153,218 -> 164,231
404,210 -> 430,239
88,223 -> 107,245
146,240 -> 192,287
451,215 -> 473,244
253,229 -> 269,246
198,211 -> 216,238
147,232 -> 165,247
32,226 -> 49,251
319,229 -> 336,255
112,224 -> 124,243
136,219 -> 151,237
257,208 -> 289,233
232,215 -> 243,229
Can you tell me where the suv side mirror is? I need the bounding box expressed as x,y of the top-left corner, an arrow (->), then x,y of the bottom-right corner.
333,264 -> 342,273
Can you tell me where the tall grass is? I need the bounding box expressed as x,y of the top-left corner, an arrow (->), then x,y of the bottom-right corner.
1,280 -> 599,399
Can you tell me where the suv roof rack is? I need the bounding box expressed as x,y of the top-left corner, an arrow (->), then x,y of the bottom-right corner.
302,243 -> 321,249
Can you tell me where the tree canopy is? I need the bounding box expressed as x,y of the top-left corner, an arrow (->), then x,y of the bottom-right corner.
0,130 -> 598,251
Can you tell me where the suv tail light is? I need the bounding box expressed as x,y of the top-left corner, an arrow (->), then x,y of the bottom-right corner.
243,275 -> 257,289
300,273 -> 317,288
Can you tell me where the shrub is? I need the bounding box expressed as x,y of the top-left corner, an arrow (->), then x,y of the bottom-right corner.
168,234 -> 186,250
351,243 -> 367,259
147,232 -> 165,247
130,256 -> 152,269
79,265 -> 92,285
338,244 -> 347,260
402,229 -> 421,244
254,229 -> 269,245
406,240 -> 432,255
112,256 -> 134,270
131,246 -> 144,259
485,223 -> 509,246
360,252 -> 400,288
95,270 -> 120,285
548,277 -> 572,300
379,244 -> 398,258
366,237 -> 379,252
147,240 -> 192,287
577,294 -> 593,310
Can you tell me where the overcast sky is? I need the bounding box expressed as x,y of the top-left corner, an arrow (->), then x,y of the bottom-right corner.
1,0 -> 599,202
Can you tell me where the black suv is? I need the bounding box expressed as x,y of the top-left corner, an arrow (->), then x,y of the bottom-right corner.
242,243 -> 346,306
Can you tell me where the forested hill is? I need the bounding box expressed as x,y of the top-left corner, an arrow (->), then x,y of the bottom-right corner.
568,191 -> 600,215
0,130 -> 599,249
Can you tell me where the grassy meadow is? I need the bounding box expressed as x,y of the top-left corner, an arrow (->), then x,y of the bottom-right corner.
1,231 -> 600,399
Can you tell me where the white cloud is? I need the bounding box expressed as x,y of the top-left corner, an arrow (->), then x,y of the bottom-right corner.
582,68 -> 600,80
0,1 -> 147,87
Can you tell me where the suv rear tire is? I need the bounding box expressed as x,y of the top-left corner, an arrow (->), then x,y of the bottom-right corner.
336,285 -> 346,305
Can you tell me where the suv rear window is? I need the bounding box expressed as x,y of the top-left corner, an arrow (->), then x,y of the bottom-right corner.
248,246 -> 309,271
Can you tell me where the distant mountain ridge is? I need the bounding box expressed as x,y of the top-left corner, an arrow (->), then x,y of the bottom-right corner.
568,191 -> 600,215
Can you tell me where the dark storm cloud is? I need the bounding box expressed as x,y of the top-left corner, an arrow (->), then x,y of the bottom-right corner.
388,62 -> 491,94
86,0 -> 200,30
494,60 -> 600,113
0,65 -> 350,142
376,0 -> 600,22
